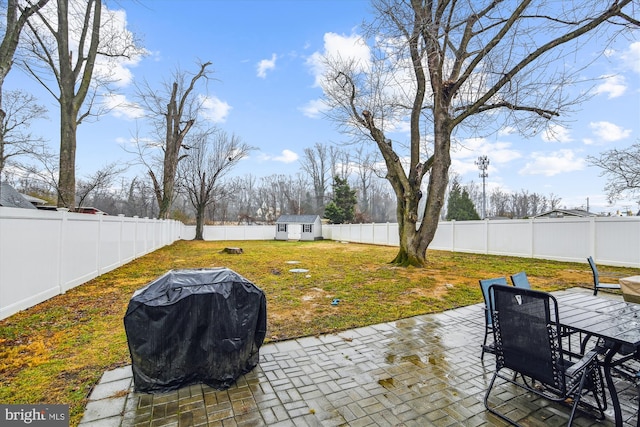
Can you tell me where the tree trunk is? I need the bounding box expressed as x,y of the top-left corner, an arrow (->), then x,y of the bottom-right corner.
194,204 -> 205,240
58,99 -> 77,208
415,118 -> 452,257
155,63 -> 211,219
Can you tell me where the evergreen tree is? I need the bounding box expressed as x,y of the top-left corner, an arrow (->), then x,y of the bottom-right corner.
324,176 -> 357,224
446,180 -> 480,221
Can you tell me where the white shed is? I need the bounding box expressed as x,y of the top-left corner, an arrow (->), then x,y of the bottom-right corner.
275,215 -> 323,241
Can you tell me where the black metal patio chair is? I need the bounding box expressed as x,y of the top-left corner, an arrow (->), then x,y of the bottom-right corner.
484,284 -> 607,426
479,277 -> 508,360
588,256 -> 620,295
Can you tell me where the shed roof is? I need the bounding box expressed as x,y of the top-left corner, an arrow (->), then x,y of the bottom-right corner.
276,214 -> 320,224
533,208 -> 596,218
0,182 -> 36,209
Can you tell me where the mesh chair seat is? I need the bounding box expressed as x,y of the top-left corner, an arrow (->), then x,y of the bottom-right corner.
484,285 -> 607,426
479,277 -> 508,360
510,271 -> 531,289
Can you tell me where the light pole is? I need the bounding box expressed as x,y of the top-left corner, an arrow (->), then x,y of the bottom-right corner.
475,155 -> 489,219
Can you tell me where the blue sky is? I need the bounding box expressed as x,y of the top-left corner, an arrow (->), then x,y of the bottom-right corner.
5,0 -> 640,215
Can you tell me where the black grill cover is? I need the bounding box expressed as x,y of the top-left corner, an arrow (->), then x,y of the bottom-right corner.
124,268 -> 267,393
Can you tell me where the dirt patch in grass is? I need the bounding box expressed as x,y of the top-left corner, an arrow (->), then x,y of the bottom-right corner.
1,239 -> 638,426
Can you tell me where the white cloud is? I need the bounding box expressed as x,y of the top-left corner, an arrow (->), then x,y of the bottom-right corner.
199,95 -> 232,123
116,136 -> 159,150
587,121 -> 632,143
520,150 -> 585,176
274,149 -> 298,163
306,32 -> 371,87
594,74 -> 627,99
300,98 -> 329,118
259,149 -> 299,164
257,54 -> 277,79
542,124 -> 573,143
103,93 -> 145,119
451,137 -> 521,175
498,126 -> 516,136
622,41 -> 640,74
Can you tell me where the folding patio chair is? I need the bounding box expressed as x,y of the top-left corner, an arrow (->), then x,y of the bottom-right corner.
510,271 -> 531,289
484,284 -> 606,426
587,256 -> 620,295
478,276 -> 508,360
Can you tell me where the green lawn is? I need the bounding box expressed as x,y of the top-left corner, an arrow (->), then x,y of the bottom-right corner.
1,239 -> 637,426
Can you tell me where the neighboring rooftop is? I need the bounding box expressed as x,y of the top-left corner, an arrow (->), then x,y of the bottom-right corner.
0,182 -> 36,209
533,208 -> 598,218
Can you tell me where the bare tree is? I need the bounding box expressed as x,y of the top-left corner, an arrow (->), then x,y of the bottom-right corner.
0,89 -> 47,177
0,0 -> 49,86
227,174 -> 258,224
299,142 -> 330,215
178,128 -> 254,240
256,175 -> 279,222
23,0 -> 140,208
110,175 -> 157,218
75,162 -> 124,211
135,61 -> 214,219
320,0 -> 638,266
353,146 -> 377,220
329,146 -> 351,182
588,142 -> 640,204
0,0 -> 49,179
256,174 -> 299,220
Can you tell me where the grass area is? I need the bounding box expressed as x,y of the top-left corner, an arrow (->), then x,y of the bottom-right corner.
1,239 -> 638,426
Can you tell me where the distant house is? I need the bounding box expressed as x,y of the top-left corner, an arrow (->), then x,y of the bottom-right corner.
0,182 -> 36,209
533,209 -> 597,219
275,215 -> 323,241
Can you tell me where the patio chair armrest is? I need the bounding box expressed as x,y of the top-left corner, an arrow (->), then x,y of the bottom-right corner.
565,347 -> 604,376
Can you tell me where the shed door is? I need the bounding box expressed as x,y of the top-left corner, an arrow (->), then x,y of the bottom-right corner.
289,224 -> 302,240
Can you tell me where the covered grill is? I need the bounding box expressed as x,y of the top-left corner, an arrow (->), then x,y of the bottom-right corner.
124,268 -> 267,393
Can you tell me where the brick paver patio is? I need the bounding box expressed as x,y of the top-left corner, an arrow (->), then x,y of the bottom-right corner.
79,288 -> 638,426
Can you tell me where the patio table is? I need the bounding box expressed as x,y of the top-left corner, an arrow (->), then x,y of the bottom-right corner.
555,291 -> 640,426
620,275 -> 640,304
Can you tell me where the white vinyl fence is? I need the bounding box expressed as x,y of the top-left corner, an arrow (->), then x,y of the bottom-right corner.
0,207 -> 183,320
325,216 -> 640,268
3,210 -> 640,321
181,224 -> 274,241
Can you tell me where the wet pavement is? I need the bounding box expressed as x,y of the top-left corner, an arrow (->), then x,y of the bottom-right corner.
79,288 -> 638,426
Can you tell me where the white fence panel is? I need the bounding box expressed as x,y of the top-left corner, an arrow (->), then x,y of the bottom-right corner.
0,208 -> 61,320
61,214 -> 102,291
431,221 -> 452,250
99,216 -> 122,273
451,220 -> 487,254
532,218 -> 592,263
144,220 -> 156,255
594,217 -> 640,267
0,207 -> 182,320
120,218 -> 137,264
372,223 -> 397,246
187,225 -> 275,241
487,220 -> 533,257
357,224 -> 374,244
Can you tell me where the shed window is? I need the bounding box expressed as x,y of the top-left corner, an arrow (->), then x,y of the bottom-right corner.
277,223 -> 287,232
303,224 -> 312,233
